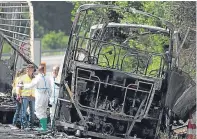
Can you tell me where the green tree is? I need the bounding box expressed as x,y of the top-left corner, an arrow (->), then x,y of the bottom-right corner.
34,20 -> 45,38
70,2 -> 196,78
71,2 -> 169,73
169,1 -> 196,79
32,1 -> 74,35
41,31 -> 69,50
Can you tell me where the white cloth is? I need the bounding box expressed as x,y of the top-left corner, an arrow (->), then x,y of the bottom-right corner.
24,73 -> 52,119
50,103 -> 56,126
49,77 -> 60,105
49,76 -> 60,125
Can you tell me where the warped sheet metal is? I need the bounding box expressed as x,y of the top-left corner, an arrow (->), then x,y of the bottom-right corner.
165,70 -> 196,119
0,60 -> 15,93
172,85 -> 196,121
0,1 -> 36,94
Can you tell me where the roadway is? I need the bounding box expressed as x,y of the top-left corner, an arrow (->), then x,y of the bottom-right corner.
41,55 -> 64,75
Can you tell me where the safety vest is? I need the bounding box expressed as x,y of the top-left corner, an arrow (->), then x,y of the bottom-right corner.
20,74 -> 35,97
12,77 -> 19,96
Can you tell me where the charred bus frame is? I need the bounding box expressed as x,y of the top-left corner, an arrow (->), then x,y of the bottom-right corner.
55,4 -> 175,139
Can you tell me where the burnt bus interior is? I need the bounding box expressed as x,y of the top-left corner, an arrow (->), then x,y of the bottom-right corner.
0,32 -> 37,124
56,4 -> 174,139
0,1 -> 38,124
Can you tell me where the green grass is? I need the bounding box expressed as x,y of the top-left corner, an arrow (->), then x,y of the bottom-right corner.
2,42 -> 12,53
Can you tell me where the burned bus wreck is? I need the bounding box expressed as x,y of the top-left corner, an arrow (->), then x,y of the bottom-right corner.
55,4 -> 176,139
0,34 -> 37,124
0,1 -> 36,124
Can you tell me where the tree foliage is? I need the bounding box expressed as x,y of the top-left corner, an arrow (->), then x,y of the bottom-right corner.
32,2 -> 74,50
32,1 -> 74,35
71,1 -> 171,77
41,31 -> 69,50
71,1 -> 196,78
169,1 -> 196,79
34,20 -> 45,38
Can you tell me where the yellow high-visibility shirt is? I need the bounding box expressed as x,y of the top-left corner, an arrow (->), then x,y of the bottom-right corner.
12,77 -> 20,96
19,74 -> 35,97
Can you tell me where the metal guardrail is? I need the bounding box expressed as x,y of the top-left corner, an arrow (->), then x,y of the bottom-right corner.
41,49 -> 67,53
2,49 -> 67,56
1,53 -> 10,56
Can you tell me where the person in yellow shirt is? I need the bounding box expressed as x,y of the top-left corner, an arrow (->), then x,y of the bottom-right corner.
19,64 -> 35,129
12,68 -> 25,128
19,65 -> 52,132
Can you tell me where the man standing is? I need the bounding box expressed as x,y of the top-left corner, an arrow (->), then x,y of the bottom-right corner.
49,66 -> 60,127
20,65 -> 51,132
12,68 -> 25,128
19,64 -> 35,129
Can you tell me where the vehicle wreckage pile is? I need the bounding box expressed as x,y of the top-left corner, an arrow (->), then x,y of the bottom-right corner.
0,1 -> 36,124
54,4 -> 196,139
0,2 -> 196,139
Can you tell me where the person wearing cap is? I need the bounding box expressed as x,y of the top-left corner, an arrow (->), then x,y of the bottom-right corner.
49,65 -> 60,127
19,64 -> 35,129
19,65 -> 52,132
